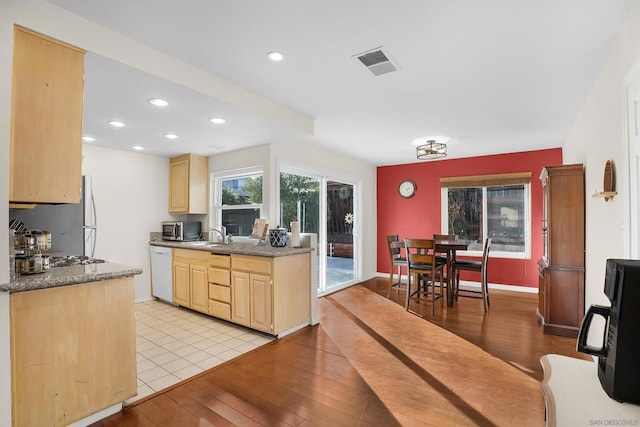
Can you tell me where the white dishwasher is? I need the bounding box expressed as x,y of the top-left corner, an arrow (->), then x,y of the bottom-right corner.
150,245 -> 173,303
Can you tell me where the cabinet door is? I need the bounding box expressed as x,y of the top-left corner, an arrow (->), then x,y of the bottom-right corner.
11,27 -> 85,203
190,264 -> 209,313
173,261 -> 190,306
538,269 -> 546,321
231,271 -> 250,326
169,156 -> 189,213
250,273 -> 273,333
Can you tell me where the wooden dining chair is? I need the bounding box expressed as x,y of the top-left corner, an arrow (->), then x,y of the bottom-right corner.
433,233 -> 457,264
452,238 -> 492,311
404,238 -> 445,316
386,235 -> 406,298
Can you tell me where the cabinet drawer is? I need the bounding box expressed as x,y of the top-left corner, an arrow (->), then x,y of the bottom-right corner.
209,254 -> 230,269
232,255 -> 272,275
209,284 -> 230,303
209,300 -> 231,320
174,248 -> 209,265
208,268 -> 230,285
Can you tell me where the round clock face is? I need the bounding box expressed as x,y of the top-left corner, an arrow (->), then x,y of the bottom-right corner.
398,180 -> 416,198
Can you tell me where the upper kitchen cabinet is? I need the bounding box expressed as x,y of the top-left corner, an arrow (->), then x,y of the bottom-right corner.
10,26 -> 85,204
169,153 -> 208,214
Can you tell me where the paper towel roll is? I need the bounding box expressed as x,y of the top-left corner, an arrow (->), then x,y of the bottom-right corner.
290,221 -> 300,247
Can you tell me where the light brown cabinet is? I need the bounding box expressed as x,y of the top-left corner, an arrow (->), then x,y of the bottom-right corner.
538,164 -> 585,337
208,254 -> 232,320
173,248 -> 209,314
11,278 -> 136,426
169,153 -> 208,214
231,253 -> 310,335
231,270 -> 252,327
10,26 -> 85,204
171,248 -> 311,336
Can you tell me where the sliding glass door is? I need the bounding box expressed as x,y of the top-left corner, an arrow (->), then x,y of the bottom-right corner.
326,181 -> 355,288
279,167 -> 358,295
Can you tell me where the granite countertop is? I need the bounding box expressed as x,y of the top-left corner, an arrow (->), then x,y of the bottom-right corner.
0,262 -> 143,293
150,240 -> 315,257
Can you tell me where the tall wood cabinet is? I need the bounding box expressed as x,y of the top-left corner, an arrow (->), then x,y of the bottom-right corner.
538,164 -> 585,337
10,26 -> 85,204
169,153 -> 208,214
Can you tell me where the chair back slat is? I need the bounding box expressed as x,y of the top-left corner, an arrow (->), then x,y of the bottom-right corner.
389,240 -> 403,258
405,238 -> 437,266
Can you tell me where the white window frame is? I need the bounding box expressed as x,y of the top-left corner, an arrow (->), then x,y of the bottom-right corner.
441,183 -> 531,259
211,166 -> 263,236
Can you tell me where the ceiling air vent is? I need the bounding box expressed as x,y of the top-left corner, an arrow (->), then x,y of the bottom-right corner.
353,46 -> 401,76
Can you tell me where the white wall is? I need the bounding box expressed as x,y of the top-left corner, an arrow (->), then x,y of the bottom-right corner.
209,141 -> 378,279
270,141 -> 378,279
82,144 -> 171,302
209,144 -> 271,229
563,0 -> 640,306
0,4 -> 16,425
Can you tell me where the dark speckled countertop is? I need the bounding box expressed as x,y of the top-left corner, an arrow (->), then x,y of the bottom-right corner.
150,240 -> 315,257
0,262 -> 143,293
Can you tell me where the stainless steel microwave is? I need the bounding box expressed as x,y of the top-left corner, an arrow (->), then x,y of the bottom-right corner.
162,221 -> 201,241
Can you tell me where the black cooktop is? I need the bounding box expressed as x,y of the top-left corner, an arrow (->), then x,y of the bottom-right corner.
50,256 -> 105,268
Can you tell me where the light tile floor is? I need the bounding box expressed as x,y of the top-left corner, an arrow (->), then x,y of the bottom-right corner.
126,299 -> 275,405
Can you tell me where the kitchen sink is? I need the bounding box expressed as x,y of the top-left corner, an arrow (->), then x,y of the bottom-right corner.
189,241 -> 223,247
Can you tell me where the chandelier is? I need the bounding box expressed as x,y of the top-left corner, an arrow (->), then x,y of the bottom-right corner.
416,139 -> 447,160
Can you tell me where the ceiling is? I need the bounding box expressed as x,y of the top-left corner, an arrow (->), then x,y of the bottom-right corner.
49,0 -> 636,166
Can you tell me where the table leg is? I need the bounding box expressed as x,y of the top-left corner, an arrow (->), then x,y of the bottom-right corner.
447,250 -> 454,306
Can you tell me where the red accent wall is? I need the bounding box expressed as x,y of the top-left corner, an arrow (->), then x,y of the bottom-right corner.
377,148 -> 563,288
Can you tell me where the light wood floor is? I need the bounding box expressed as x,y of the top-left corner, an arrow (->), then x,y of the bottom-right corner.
94,278 -> 589,426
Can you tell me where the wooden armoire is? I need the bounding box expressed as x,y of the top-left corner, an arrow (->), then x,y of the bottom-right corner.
537,164 -> 585,337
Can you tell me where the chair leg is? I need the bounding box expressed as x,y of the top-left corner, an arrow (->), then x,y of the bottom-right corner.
396,264 -> 402,294
388,263 -> 394,299
405,272 -> 412,310
440,272 -> 444,309
482,270 -> 489,311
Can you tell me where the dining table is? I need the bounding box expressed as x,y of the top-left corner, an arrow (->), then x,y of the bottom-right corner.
434,238 -> 476,306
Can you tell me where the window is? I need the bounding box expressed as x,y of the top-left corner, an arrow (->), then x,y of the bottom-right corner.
214,169 -> 263,237
441,173 -> 531,258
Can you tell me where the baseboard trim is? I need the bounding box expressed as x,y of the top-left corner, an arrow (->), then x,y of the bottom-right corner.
374,272 -> 537,294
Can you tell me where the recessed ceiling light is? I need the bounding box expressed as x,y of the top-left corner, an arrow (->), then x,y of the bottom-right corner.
148,98 -> 170,107
108,120 -> 126,128
164,133 -> 178,140
82,136 -> 96,142
267,51 -> 284,61
209,117 -> 227,125
132,145 -> 144,151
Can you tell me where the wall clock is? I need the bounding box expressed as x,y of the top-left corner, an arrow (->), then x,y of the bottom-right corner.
398,179 -> 417,198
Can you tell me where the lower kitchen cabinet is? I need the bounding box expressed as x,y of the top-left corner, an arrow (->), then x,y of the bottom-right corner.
190,264 -> 209,313
231,270 -> 251,327
250,273 -> 273,332
171,248 -> 311,336
11,277 -> 136,426
173,248 -> 209,314
230,269 -> 272,332
173,261 -> 189,306
208,254 -> 231,320
231,253 -> 309,336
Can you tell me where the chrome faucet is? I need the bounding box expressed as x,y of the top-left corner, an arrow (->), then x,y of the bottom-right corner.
207,226 -> 228,244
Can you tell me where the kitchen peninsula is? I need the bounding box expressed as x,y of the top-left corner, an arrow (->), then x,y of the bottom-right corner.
1,263 -> 142,427
151,239 -> 314,337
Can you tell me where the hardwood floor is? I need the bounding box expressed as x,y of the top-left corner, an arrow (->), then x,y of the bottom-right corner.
94,278 -> 589,426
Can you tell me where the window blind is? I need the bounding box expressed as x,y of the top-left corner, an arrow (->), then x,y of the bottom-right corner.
440,172 -> 532,188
